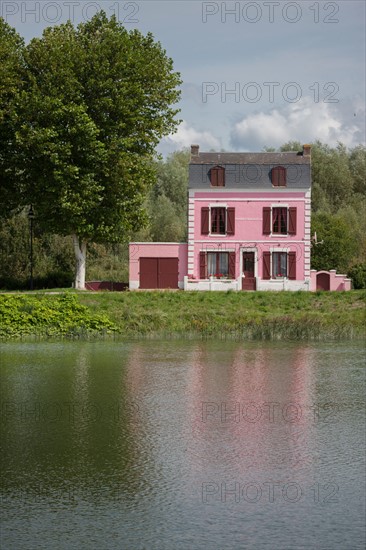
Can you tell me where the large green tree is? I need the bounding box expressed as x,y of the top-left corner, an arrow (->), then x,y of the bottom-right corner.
15,13 -> 181,288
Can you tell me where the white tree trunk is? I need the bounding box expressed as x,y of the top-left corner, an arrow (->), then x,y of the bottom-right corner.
73,234 -> 87,290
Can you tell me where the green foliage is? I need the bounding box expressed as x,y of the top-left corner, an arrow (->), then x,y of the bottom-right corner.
142,149 -> 189,242
15,13 -> 181,244
1,290 -> 364,341
132,149 -> 189,243
347,264 -> 366,289
279,141 -> 302,152
0,272 -> 73,291
349,145 -> 366,195
310,157 -> 366,285
0,210 -> 74,289
1,13 -> 181,288
86,242 -> 129,282
153,149 -> 190,213
0,18 -> 25,217
0,18 -> 24,105
311,141 -> 354,212
148,194 -> 186,242
311,212 -> 358,272
2,290 -> 364,341
281,141 -> 366,285
0,293 -> 117,338
0,209 -> 132,288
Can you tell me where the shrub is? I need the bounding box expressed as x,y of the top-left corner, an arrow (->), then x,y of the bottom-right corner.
0,294 -> 117,338
348,263 -> 366,289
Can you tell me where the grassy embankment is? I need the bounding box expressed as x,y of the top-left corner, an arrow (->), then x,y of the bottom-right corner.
0,290 -> 365,340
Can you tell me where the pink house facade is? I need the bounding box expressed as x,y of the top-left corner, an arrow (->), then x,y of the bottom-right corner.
129,145 -> 351,291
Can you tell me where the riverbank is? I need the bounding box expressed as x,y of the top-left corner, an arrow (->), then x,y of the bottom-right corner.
0,290 -> 365,341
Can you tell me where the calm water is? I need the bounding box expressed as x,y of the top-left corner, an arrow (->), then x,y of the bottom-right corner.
0,340 -> 365,550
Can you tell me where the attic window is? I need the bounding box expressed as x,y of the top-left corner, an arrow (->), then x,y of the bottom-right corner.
271,166 -> 287,187
210,166 -> 225,187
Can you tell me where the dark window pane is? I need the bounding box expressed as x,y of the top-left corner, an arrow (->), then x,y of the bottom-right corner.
272,207 -> 287,234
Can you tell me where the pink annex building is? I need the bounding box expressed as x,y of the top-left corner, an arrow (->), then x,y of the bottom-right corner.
129,145 -> 351,291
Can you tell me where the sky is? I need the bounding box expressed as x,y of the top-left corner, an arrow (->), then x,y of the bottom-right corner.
2,0 -> 365,154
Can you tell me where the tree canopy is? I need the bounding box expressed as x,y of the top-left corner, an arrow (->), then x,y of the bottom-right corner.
1,13 -> 181,287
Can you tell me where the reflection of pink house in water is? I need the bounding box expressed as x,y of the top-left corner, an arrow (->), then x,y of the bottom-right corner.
185,344 -> 318,477
129,145 -> 351,291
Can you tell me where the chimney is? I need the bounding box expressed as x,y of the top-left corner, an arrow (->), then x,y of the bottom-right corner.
191,144 -> 199,157
303,144 -> 311,157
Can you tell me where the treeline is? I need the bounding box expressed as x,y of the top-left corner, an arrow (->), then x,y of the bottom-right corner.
308,141 -> 365,288
0,150 -> 189,289
0,142 -> 365,289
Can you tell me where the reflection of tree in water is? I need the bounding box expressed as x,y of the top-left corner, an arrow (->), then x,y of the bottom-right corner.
0,343 -> 152,505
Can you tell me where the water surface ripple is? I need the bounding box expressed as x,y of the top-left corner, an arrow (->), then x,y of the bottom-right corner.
1,341 -> 365,549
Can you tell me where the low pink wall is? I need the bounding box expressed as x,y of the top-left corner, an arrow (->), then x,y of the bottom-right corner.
310,270 -> 352,291
129,243 -> 188,282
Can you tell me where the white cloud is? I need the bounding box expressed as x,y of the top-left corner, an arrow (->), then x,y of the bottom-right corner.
159,121 -> 221,156
230,97 -> 364,150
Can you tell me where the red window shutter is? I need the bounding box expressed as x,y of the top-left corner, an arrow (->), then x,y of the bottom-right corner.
288,252 -> 296,279
263,252 -> 271,280
199,252 -> 207,279
272,167 -> 279,186
272,166 -> 286,186
279,167 -> 286,186
288,207 -> 297,235
201,207 -> 209,235
210,169 -> 218,187
227,207 -> 235,235
263,207 -> 271,235
229,252 -> 236,278
210,166 -> 225,187
217,167 -> 225,187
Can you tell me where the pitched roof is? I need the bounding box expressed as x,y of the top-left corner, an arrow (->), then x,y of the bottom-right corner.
190,151 -> 309,165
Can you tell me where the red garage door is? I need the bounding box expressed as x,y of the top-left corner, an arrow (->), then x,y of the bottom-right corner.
139,257 -> 179,289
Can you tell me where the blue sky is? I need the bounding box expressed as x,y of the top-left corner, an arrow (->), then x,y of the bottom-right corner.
2,0 -> 365,154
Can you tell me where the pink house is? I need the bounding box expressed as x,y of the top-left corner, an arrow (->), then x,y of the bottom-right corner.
129,145 -> 351,291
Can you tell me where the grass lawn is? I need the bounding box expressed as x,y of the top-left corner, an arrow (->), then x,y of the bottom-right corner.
78,289 -> 366,340
1,289 -> 365,340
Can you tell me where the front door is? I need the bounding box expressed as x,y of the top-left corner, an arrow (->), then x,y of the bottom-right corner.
242,252 -> 256,290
